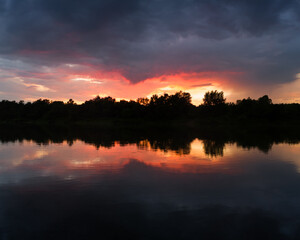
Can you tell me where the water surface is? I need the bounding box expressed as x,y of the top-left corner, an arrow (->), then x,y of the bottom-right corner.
1,129 -> 300,239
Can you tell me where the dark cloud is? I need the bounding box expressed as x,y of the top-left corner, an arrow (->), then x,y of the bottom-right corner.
0,0 -> 300,83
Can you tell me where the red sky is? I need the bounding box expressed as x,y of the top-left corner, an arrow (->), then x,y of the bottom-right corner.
1,60 -> 299,105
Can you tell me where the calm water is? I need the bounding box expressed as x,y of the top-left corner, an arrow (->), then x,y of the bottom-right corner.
1,130 -> 300,239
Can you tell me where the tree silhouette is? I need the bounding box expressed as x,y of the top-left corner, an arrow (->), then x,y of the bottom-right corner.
1,90 -> 300,124
258,95 -> 272,105
67,99 -> 75,105
137,98 -> 149,106
203,90 -> 226,106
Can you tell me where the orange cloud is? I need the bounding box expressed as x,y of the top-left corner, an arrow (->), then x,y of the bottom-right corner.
2,59 -> 287,104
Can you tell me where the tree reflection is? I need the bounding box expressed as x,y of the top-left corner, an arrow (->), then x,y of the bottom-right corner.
137,139 -> 191,155
203,140 -> 225,157
1,124 -> 300,157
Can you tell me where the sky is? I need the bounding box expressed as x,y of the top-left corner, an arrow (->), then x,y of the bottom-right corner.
0,0 -> 300,104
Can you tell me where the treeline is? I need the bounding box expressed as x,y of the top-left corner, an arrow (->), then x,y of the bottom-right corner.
0,90 -> 300,123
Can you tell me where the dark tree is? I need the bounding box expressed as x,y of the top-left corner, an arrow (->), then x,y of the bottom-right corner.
258,95 -> 272,105
203,90 -> 226,106
67,99 -> 75,105
137,97 -> 149,106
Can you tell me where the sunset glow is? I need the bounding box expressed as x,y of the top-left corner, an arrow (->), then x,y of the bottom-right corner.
0,0 -> 300,103
1,138 -> 300,185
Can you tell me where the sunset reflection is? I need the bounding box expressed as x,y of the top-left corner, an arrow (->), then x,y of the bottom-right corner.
1,138 -> 300,185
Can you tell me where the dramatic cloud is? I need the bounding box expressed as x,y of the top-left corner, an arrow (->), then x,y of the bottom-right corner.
0,0 -> 300,101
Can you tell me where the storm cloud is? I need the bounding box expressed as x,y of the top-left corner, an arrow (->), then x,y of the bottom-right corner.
0,0 -> 300,100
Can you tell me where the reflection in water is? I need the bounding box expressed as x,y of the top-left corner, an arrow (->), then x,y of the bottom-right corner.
1,126 -> 300,239
203,140 -> 225,157
2,124 -> 300,156
137,139 -> 191,155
